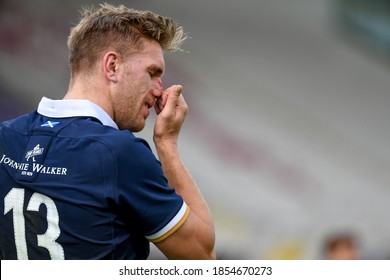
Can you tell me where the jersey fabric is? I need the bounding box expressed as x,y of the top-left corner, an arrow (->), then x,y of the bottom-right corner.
0,97 -> 189,260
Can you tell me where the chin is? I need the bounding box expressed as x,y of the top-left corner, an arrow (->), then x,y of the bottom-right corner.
130,127 -> 143,133
117,123 -> 143,132
117,116 -> 146,132
129,122 -> 146,133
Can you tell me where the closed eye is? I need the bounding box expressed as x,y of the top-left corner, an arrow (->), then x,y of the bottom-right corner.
147,65 -> 164,78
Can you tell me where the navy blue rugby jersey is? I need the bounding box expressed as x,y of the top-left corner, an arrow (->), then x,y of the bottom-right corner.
0,97 -> 189,260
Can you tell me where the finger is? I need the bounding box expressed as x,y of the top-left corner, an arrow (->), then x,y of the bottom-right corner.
154,89 -> 168,114
156,85 -> 183,114
164,85 -> 183,110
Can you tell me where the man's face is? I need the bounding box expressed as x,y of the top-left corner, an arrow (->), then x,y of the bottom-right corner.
113,39 -> 165,132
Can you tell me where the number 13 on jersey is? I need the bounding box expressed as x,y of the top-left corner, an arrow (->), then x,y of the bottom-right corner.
3,187 -> 64,259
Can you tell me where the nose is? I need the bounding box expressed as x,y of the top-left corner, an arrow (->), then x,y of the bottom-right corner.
153,78 -> 163,97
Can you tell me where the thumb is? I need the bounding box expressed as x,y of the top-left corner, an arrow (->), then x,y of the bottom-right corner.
164,85 -> 183,110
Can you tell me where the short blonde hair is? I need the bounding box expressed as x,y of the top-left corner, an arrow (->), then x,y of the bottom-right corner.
67,3 -> 187,76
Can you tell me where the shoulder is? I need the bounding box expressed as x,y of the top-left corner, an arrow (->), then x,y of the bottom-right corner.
67,118 -> 156,164
62,117 -> 149,148
1,112 -> 35,133
85,123 -> 152,157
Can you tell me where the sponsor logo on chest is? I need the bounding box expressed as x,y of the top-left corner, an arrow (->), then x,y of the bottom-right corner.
1,153 -> 68,176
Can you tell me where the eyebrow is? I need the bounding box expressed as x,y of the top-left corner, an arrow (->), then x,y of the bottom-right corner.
148,65 -> 164,76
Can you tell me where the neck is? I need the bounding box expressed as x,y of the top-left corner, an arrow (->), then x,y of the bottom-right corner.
64,75 -> 114,120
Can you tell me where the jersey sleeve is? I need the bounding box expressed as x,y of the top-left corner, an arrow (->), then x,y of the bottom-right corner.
113,135 -> 190,242
145,201 -> 190,242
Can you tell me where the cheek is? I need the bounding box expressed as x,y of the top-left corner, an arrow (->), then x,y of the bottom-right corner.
114,84 -> 135,115
120,87 -> 145,119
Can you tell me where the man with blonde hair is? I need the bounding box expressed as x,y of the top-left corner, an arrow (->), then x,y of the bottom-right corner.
0,3 -> 215,260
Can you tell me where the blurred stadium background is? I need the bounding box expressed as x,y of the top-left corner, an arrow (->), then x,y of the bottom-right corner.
1,0 -> 390,259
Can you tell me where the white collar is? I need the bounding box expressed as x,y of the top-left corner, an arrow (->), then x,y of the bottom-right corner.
37,97 -> 119,130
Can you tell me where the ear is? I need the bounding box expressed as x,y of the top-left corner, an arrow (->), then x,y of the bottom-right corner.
102,51 -> 119,82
